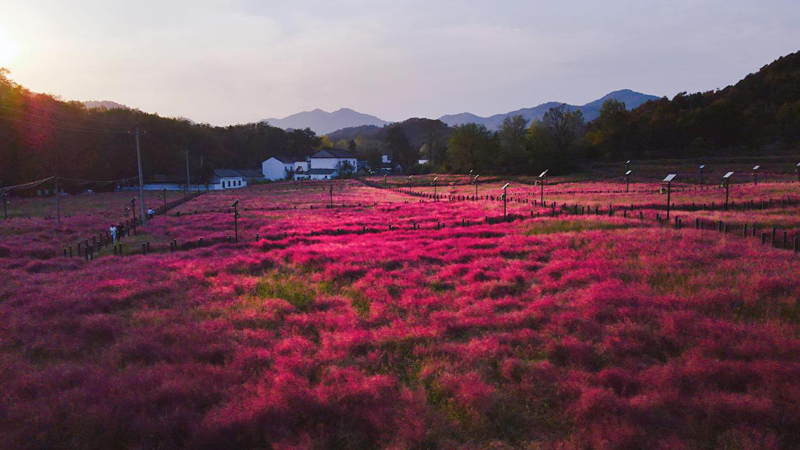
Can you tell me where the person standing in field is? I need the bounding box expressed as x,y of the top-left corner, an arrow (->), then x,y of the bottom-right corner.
110,225 -> 117,244
117,222 -> 125,240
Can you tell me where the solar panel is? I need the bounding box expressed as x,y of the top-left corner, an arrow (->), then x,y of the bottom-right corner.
723,172 -> 734,179
502,183 -> 510,190
539,170 -> 548,178
663,174 -> 677,182
753,165 -> 760,170
625,170 -> 632,175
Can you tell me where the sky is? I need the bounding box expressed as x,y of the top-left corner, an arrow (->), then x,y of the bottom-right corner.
0,0 -> 799,126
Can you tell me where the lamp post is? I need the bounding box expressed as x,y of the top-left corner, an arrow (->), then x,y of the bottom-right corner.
231,200 -> 239,243
699,165 -> 705,185
625,170 -> 632,193
626,160 -> 631,172
501,182 -> 510,219
407,175 -> 412,186
662,174 -> 677,221
752,165 -> 760,185
433,176 -> 439,201
722,172 -> 734,210
474,174 -> 480,198
468,169 -> 473,182
384,174 -> 387,186
162,188 -> 167,213
795,162 -> 800,182
538,170 -> 548,205
329,183 -> 333,207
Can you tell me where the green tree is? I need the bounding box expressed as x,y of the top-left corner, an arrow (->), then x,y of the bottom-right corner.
497,115 -> 529,174
384,125 -> 416,172
446,123 -> 493,173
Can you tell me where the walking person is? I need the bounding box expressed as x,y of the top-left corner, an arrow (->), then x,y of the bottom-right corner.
147,208 -> 155,220
109,224 -> 118,244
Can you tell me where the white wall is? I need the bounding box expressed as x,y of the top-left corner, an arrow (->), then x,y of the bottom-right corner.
310,158 -> 357,171
263,158 -> 290,181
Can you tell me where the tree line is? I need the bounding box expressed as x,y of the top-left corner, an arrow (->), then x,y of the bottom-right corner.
2,49 -> 799,186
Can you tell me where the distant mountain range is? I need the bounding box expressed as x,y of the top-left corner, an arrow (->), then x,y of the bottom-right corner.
264,90 -> 660,135
263,108 -> 390,135
437,90 -> 660,129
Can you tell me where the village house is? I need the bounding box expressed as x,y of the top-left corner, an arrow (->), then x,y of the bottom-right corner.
262,156 -> 309,181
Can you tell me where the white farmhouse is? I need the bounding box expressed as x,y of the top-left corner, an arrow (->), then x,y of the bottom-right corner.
309,149 -> 357,174
294,168 -> 339,180
262,156 -> 309,181
210,169 -> 246,190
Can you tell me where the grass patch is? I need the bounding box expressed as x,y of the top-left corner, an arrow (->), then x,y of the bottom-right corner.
525,220 -> 627,236
255,274 -> 316,311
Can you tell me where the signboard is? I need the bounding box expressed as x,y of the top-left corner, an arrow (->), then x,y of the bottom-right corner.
663,174 -> 677,183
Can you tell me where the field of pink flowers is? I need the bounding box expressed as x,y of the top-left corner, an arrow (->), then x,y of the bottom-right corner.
1,179 -> 800,449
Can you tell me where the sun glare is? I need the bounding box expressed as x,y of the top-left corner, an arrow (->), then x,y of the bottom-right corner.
0,29 -> 21,66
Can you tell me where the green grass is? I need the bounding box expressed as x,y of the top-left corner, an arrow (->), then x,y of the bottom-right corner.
255,274 -> 316,311
524,220 -> 628,236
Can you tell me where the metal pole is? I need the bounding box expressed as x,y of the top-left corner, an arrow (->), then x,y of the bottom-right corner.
163,188 -> 167,213
134,124 -> 147,225
234,203 -> 238,243
540,178 -> 544,205
185,148 -> 190,198
725,180 -> 730,209
329,184 -> 333,207
666,181 -> 672,221
55,177 -> 61,225
131,198 -> 137,234
503,190 -> 507,219
625,175 -> 629,193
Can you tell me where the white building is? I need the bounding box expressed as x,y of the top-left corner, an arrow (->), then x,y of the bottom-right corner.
210,169 -> 246,190
294,168 -> 339,180
262,156 -> 309,181
309,149 -> 357,174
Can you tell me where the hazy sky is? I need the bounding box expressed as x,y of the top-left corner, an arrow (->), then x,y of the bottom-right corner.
1,0 -> 798,125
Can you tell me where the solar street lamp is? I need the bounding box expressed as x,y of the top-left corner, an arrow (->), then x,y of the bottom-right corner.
474,174 -> 480,198
752,165 -> 760,185
795,162 -> 799,182
722,172 -> 734,210
231,200 -> 240,243
383,174 -> 387,186
407,175 -> 412,185
625,170 -> 632,193
699,165 -> 706,185
662,174 -> 677,220
626,160 -> 631,172
501,183 -> 510,219
162,188 -> 167,213
329,183 -> 334,207
538,170 -> 548,205
433,176 -> 439,201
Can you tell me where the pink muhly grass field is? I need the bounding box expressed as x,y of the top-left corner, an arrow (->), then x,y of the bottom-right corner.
1,179 -> 800,448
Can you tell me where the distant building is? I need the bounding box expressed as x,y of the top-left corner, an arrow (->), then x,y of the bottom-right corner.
237,169 -> 266,183
418,159 -> 429,165
309,149 -> 357,174
262,156 -> 309,181
294,168 -> 339,180
210,169 -> 246,190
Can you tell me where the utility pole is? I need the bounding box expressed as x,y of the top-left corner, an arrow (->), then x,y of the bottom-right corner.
134,124 -> 147,225
54,177 -> 61,225
185,148 -> 191,197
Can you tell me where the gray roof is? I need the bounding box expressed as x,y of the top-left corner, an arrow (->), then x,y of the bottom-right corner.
311,149 -> 356,159
272,155 -> 308,164
213,169 -> 243,178
237,169 -> 264,179
304,169 -> 338,175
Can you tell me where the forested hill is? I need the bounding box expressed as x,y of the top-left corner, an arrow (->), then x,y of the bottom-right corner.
0,69 -> 322,186
586,50 -> 800,160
